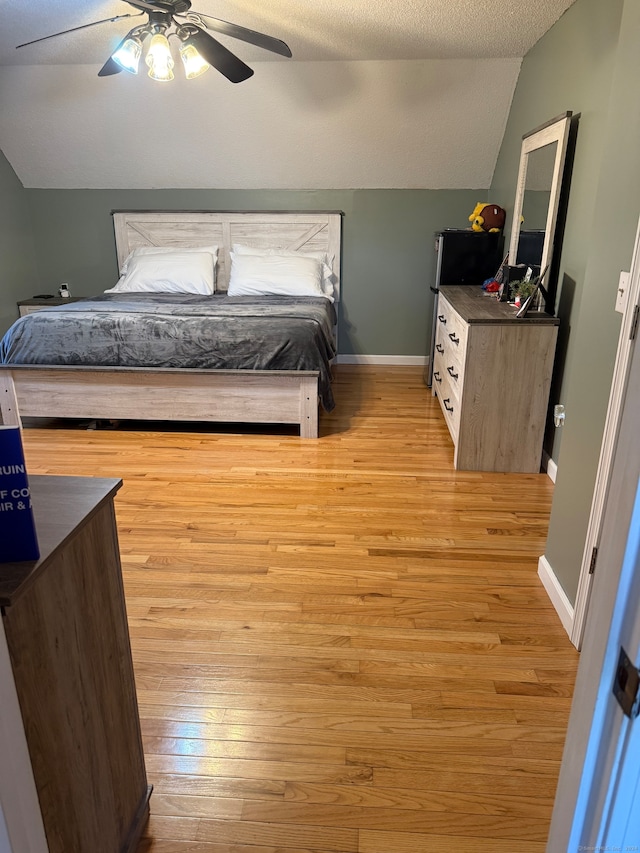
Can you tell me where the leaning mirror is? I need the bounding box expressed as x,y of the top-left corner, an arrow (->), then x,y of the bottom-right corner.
508,111 -> 572,310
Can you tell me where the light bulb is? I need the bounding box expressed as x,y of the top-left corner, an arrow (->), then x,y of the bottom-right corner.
112,37 -> 142,74
180,43 -> 210,79
146,33 -> 174,82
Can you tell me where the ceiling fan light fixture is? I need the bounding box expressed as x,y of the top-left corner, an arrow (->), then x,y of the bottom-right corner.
111,36 -> 143,74
179,42 -> 209,78
145,32 -> 174,81
17,0 -> 292,85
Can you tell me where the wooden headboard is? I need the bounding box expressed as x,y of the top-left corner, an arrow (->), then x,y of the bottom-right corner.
112,210 -> 342,300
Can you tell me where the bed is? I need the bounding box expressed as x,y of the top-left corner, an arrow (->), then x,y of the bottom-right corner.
0,211 -> 342,438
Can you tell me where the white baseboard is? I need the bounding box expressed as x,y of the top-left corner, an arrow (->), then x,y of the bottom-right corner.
542,451 -> 558,483
538,554 -> 574,638
336,355 -> 427,366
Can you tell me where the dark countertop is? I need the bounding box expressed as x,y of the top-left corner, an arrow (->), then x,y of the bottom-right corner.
0,475 -> 122,607
17,297 -> 85,306
439,285 -> 560,325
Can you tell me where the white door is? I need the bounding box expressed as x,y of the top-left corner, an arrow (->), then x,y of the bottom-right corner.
591,483 -> 640,846
600,685 -> 640,845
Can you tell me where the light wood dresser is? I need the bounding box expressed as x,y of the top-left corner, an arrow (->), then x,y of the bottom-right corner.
432,286 -> 560,473
0,475 -> 151,853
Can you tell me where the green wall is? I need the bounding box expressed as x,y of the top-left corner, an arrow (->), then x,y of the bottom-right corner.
23,188 -> 481,355
545,0 -> 640,603
0,151 -> 39,332
491,0 -> 623,464
493,0 -> 640,604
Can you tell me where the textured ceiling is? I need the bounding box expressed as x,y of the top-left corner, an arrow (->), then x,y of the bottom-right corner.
0,0 -> 577,66
0,0 -> 578,190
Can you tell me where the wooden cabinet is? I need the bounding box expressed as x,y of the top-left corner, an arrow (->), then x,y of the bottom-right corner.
432,286 -> 559,473
0,476 -> 151,853
17,297 -> 83,316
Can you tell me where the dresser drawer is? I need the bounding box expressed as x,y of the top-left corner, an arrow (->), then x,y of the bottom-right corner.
435,302 -> 466,392
432,352 -> 461,441
435,295 -> 468,354
433,348 -> 464,394
19,305 -> 47,317
440,345 -> 465,390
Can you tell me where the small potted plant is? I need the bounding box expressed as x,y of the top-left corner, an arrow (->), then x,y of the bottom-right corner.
509,278 -> 538,308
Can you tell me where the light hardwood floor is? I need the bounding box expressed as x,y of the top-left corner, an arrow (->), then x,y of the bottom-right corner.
21,365 -> 578,853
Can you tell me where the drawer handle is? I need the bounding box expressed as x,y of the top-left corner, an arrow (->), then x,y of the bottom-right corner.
433,371 -> 442,383
438,314 -> 447,324
435,343 -> 444,354
447,366 -> 459,380
443,398 -> 454,413
448,332 -> 460,345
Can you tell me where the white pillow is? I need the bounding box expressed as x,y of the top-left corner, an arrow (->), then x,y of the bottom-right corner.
106,251 -> 215,295
228,253 -> 328,299
232,243 -> 336,298
119,244 -> 218,276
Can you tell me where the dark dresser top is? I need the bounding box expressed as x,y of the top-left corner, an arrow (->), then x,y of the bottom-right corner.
0,475 -> 122,607
439,285 -> 560,325
18,297 -> 85,307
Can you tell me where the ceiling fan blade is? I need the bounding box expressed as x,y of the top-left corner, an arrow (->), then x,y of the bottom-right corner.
184,12 -> 292,57
16,13 -> 142,49
122,0 -> 169,12
98,22 -> 152,77
187,28 -> 254,83
98,56 -> 124,77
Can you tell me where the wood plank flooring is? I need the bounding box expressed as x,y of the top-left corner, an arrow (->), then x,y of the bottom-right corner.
20,365 -> 578,853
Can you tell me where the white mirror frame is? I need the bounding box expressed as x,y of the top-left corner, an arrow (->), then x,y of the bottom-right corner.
508,112 -> 572,299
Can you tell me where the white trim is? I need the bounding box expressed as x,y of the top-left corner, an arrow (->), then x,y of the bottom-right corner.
572,215 -> 640,650
336,355 -> 428,366
542,451 -> 558,483
0,622 -> 48,853
547,238 -> 640,847
537,554 -> 574,638
0,803 -> 13,853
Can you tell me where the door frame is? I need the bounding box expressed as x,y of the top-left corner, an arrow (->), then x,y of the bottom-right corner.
0,621 -> 48,853
571,214 -> 640,649
546,259 -> 640,847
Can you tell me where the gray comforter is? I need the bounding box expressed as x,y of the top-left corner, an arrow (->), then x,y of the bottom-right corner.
0,293 -> 337,411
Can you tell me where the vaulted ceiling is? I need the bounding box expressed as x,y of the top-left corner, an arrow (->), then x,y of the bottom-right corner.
0,1 -> 577,189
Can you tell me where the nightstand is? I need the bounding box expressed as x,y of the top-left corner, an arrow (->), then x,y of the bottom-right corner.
18,297 -> 83,317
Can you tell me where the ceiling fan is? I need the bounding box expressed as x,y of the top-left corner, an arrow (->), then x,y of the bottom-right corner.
16,0 -> 292,83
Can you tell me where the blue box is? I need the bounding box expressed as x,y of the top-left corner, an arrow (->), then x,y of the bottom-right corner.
0,427 -> 40,563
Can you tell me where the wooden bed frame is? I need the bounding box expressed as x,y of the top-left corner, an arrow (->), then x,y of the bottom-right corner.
0,211 -> 342,438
